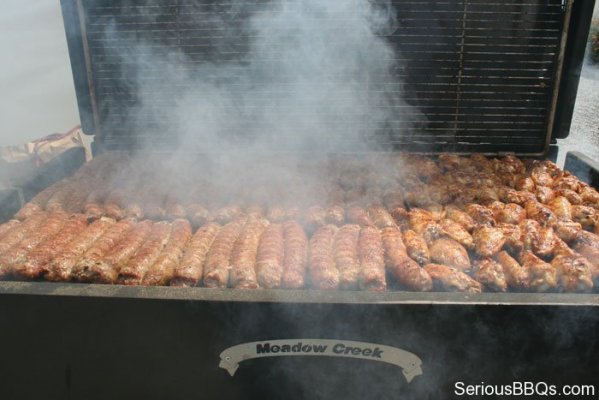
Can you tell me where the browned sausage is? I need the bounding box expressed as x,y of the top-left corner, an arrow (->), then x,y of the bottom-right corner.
14,183 -> 62,220
0,212 -> 68,278
230,218 -> 269,288
203,219 -> 245,288
70,218 -> 136,282
0,212 -> 47,256
381,226 -> 432,291
347,206 -> 373,227
256,223 -> 285,289
45,181 -> 79,212
333,224 -> 361,290
13,214 -> 88,280
170,222 -> 220,287
118,221 -> 172,285
79,220 -> 153,283
186,203 -> 212,227
84,189 -> 108,219
0,220 -> 20,241
309,225 -> 339,290
103,188 -> 127,220
369,206 -> 397,229
281,220 -> 308,289
44,217 -> 116,281
143,219 -> 193,286
358,226 -> 386,291
304,205 -> 327,233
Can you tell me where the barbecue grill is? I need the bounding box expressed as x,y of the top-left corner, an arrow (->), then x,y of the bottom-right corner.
1,1 -> 598,399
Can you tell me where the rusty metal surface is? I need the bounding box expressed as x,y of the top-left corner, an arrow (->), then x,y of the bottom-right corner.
0,281 -> 597,306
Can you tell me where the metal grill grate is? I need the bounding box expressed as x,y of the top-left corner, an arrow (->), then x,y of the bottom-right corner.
69,0 -> 568,154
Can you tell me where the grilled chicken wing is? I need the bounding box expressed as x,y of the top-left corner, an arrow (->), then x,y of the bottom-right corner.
439,219 -> 474,249
571,205 -> 596,228
496,223 -> 523,252
465,204 -> 495,227
408,208 -> 435,234
496,203 -> 526,225
519,250 -> 557,292
551,239 -> 593,292
496,251 -> 529,291
429,238 -> 471,271
473,226 -> 505,257
535,186 -> 555,204
554,220 -> 582,243
403,230 -> 430,266
548,196 -> 572,221
524,201 -> 556,227
424,263 -> 482,293
445,205 -> 476,232
473,259 -> 507,292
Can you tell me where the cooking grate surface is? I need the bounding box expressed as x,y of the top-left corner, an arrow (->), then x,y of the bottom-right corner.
69,0 -> 567,154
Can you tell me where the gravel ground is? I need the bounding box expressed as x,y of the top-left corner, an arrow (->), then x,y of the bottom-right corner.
557,63 -> 599,166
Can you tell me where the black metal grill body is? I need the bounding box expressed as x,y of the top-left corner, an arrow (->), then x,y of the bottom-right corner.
1,1 -> 598,399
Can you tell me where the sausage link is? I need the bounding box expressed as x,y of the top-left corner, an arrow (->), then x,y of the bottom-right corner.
171,222 -> 220,287
84,189 -> 108,219
325,205 -> 345,225
103,189 -> 127,220
203,219 -> 245,288
44,217 -> 116,281
304,206 -> 327,233
13,214 -> 88,280
165,196 -> 188,220
358,226 -> 387,291
118,221 -> 172,285
186,203 -> 212,227
255,223 -> 285,289
0,212 -> 68,278
381,227 -> 432,291
309,225 -> 339,289
281,220 -> 308,289
0,220 -> 20,241
333,224 -> 361,290
45,181 -> 79,212
369,206 -> 397,229
15,182 -> 65,220
347,206 -> 373,227
0,212 -> 47,256
143,219 -> 193,286
229,218 -> 269,288
80,220 -> 153,283
70,219 -> 136,282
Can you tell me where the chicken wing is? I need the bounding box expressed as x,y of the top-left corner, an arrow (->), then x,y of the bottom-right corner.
424,263 -> 482,293
473,259 -> 507,292
429,238 -> 471,271
473,226 -> 506,257
519,250 -> 557,292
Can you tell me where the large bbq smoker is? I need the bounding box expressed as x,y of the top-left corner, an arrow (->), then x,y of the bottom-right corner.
1,1 -> 599,399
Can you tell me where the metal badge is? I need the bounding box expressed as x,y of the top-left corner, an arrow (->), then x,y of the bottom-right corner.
219,339 -> 423,383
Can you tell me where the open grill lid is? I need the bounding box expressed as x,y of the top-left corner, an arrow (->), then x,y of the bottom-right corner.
61,0 -> 594,155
